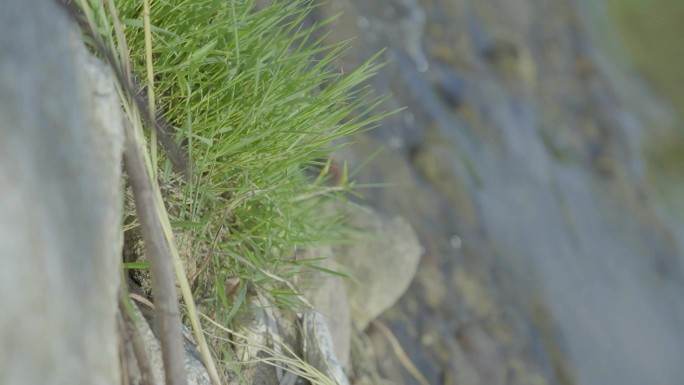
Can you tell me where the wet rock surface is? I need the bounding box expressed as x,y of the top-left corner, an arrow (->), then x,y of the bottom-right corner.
310,0 -> 684,384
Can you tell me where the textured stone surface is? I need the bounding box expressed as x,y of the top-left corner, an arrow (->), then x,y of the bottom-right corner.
302,311 -> 350,385
231,294 -> 300,385
229,288 -> 353,385
0,1 -> 123,384
124,303 -> 211,385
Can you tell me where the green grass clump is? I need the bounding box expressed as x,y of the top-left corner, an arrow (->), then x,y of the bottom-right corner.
117,1 -> 383,294
98,0 -> 388,379
71,0 -> 388,379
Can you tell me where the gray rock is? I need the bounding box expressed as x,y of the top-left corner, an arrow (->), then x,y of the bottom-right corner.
229,288 -> 354,385
231,293 -> 301,385
299,246 -> 352,370
332,203 -> 422,330
302,311 -> 350,385
0,1 -> 124,384
124,303 -> 211,385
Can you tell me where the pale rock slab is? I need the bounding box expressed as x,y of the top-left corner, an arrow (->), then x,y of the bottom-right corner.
332,203 -> 422,330
0,1 -> 124,384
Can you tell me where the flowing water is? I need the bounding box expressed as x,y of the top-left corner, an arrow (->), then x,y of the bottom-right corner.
311,0 -> 684,384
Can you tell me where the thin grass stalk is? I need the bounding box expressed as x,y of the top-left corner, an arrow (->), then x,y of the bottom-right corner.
103,0 -> 130,79
143,0 -> 158,178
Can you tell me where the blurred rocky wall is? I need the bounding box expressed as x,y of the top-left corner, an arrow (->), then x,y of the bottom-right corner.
0,1 -> 123,383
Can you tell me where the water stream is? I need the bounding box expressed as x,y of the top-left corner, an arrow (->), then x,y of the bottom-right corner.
312,0 -> 684,383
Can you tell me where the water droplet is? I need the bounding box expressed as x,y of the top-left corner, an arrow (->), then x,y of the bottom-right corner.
449,235 -> 462,249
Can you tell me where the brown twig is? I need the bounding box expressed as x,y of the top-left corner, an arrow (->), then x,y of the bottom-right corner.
123,118 -> 188,385
371,320 -> 430,385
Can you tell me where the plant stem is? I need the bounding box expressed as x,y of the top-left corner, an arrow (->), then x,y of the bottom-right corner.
143,0 -> 158,179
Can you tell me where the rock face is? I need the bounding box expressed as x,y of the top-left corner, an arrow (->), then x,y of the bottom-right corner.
123,303 -> 211,385
0,1 -> 124,384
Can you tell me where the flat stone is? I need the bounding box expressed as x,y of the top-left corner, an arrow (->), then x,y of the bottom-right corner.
332,203 -> 422,330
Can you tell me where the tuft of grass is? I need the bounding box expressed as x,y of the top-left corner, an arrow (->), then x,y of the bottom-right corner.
76,0 -> 391,382
115,0 -> 388,305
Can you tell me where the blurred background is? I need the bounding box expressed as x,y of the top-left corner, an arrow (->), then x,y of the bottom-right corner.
309,0 -> 684,384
